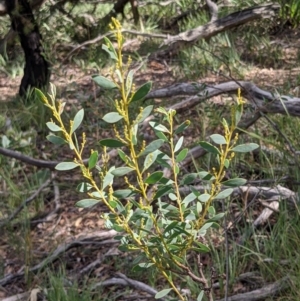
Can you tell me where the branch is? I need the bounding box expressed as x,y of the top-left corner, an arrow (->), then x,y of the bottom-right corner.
145,81 -> 300,117
0,230 -> 118,286
216,276 -> 290,301
147,3 -> 280,58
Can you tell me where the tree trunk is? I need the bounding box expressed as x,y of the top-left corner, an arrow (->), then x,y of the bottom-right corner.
5,0 -> 50,97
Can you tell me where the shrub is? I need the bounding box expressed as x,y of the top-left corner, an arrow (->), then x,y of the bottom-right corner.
36,18 -> 258,301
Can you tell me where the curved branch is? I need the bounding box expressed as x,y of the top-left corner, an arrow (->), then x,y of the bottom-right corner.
145,81 -> 300,117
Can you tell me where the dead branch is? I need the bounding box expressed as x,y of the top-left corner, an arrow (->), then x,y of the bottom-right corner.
92,272 -> 167,301
0,173 -> 56,228
145,80 -> 300,117
216,275 -> 290,301
0,230 -> 118,287
154,3 -> 280,58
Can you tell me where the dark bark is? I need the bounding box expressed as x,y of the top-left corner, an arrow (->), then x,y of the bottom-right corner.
5,0 -> 50,96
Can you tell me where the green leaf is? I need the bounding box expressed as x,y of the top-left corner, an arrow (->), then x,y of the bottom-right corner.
164,221 -> 179,234
222,178 -> 247,187
76,199 -> 99,208
131,124 -> 138,145
176,148 -> 188,162
111,167 -> 134,176
183,192 -> 197,206
77,182 -> 93,192
224,158 -> 230,168
113,189 -> 133,198
210,134 -> 227,145
35,88 -> 47,103
156,152 -> 171,169
174,136 -> 183,153
197,291 -> 204,301
138,262 -> 154,268
140,139 -> 164,156
199,222 -> 214,234
103,168 -> 114,189
198,193 -> 211,203
131,82 -> 152,103
155,288 -> 172,299
155,131 -> 168,142
126,70 -> 134,97
92,75 -> 118,89
149,122 -> 170,133
102,37 -> 118,60
88,151 -> 98,169
137,105 -> 153,123
99,138 -> 126,147
102,112 -> 123,123
55,162 -> 79,171
197,201 -> 202,213
143,150 -> 159,172
46,134 -> 67,145
209,212 -> 225,221
214,188 -> 233,199
231,143 -> 259,153
174,120 -> 190,135
145,171 -> 163,184
154,185 -> 173,200
46,122 -> 61,132
235,104 -> 243,126
192,241 -> 210,253
199,141 -> 220,155
71,108 -> 84,133
181,173 -> 197,185
198,171 -> 215,181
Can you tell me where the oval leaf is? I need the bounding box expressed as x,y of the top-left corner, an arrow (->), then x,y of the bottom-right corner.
111,167 -> 134,176
174,136 -> 184,153
143,150 -> 159,172
174,120 -> 190,135
198,193 -> 211,203
71,109 -> 84,133
102,112 -> 123,123
199,141 -> 220,155
222,178 -> 247,187
155,288 -> 172,299
46,134 -> 67,145
76,199 -> 99,208
210,134 -> 227,145
88,151 -> 98,169
137,105 -> 153,123
145,171 -> 163,184
214,188 -> 233,199
55,162 -> 79,171
46,122 -> 61,132
231,143 -> 259,152
99,139 -> 126,147
140,139 -> 164,156
92,75 -> 117,89
113,189 -> 133,198
131,82 -> 152,103
176,148 -> 188,162
149,122 -> 170,133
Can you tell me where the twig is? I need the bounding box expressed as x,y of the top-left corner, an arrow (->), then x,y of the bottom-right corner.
0,173 -> 56,228
91,272 -> 168,301
0,230 -> 118,286
0,147 -> 63,169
